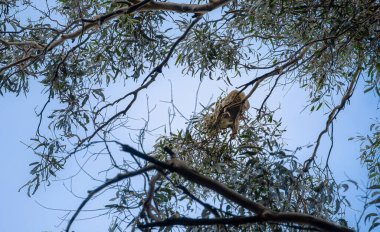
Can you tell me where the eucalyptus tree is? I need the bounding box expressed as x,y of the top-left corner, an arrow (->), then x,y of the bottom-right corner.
1,0 -> 379,231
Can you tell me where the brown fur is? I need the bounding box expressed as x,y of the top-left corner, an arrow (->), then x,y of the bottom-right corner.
205,90 -> 250,138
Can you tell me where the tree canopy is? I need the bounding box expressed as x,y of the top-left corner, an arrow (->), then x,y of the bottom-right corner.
1,0 -> 380,231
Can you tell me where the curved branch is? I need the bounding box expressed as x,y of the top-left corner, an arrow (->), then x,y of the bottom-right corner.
46,0 -> 152,52
140,0 -> 231,13
138,216 -> 320,231
0,0 -> 230,75
65,165 -> 156,232
139,216 -> 264,228
120,143 -> 354,232
303,61 -> 363,172
139,171 -> 163,221
120,143 -> 268,214
258,73 -> 282,117
238,44 -> 311,96
70,16 -> 202,156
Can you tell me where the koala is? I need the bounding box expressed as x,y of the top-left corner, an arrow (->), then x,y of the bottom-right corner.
205,90 -> 250,139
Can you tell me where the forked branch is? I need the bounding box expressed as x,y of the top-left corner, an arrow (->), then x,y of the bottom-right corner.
121,144 -> 354,232
303,61 -> 363,172
65,142 -> 354,231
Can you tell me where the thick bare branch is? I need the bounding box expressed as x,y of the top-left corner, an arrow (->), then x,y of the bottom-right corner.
121,143 -> 268,214
120,143 -> 354,232
139,0 -> 231,13
139,216 -> 264,228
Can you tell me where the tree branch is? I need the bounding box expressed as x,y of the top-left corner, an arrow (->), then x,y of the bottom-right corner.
139,215 -> 264,228
69,15 -> 202,158
0,0 -> 230,75
65,165 -> 156,232
120,143 -> 354,232
139,171 -> 163,221
303,61 -> 363,172
238,45 -> 311,94
139,0 -> 231,13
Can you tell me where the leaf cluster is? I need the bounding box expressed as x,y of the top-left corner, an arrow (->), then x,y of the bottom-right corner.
145,106 -> 349,231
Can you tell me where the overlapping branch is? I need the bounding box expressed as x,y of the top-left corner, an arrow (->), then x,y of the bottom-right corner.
73,15 -> 202,153
65,143 -> 355,232
0,0 -> 231,76
65,165 -> 156,232
303,59 -> 363,172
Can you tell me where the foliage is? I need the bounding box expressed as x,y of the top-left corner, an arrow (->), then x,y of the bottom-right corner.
1,0 -> 380,231
354,120 -> 380,231
149,106 -> 349,231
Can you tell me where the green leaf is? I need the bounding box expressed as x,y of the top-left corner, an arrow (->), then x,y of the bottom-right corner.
81,95 -> 89,107
365,213 -> 378,223
369,222 -> 380,231
48,144 -> 54,156
364,86 -> 375,93
368,196 -> 380,205
175,53 -> 183,65
49,169 -> 56,177
334,199 -> 340,214
346,179 -> 359,189
316,102 -> 323,111
340,183 -> 349,192
375,62 -> 380,72
93,89 -> 105,101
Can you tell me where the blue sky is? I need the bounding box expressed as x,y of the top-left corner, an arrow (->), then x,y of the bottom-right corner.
1,69 -> 378,231
1,2 -> 379,231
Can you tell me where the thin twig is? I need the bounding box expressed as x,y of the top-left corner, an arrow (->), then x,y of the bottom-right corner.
68,16 -> 202,161
120,143 -> 354,232
303,62 -> 363,172
65,165 -> 156,232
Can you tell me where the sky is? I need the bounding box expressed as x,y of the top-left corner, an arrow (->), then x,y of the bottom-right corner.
1,69 -> 378,231
1,2 -> 379,232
